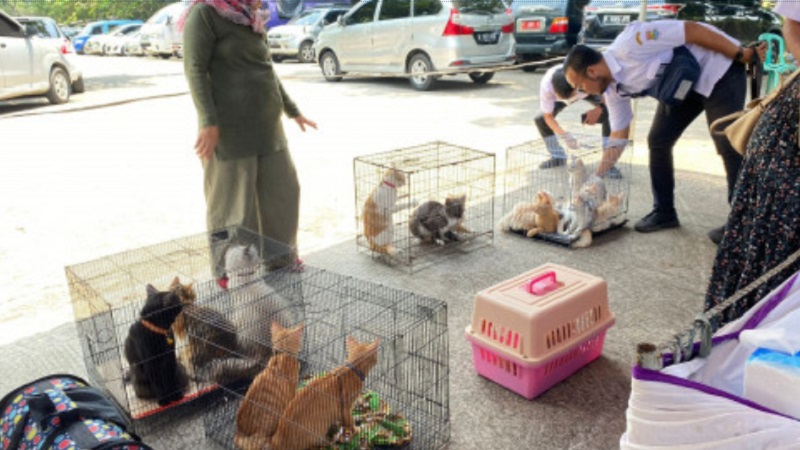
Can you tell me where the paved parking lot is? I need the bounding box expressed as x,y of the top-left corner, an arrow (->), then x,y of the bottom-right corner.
0,54 -> 733,448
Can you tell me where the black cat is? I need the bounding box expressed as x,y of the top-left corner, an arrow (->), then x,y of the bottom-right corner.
124,284 -> 189,406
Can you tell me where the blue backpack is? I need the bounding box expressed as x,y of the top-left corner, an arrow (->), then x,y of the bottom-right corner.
0,374 -> 153,450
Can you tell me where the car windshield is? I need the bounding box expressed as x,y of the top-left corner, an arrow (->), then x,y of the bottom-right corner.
288,10 -> 323,25
453,0 -> 507,15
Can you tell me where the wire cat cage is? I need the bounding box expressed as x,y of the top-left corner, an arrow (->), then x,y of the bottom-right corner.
200,267 -> 450,450
64,226 -> 294,433
502,134 -> 633,248
354,141 -> 495,270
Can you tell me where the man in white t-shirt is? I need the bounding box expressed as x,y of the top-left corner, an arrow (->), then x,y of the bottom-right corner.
563,20 -> 765,243
534,64 -> 617,178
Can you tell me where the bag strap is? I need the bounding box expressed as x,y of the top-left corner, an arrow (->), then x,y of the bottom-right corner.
710,67 -> 800,137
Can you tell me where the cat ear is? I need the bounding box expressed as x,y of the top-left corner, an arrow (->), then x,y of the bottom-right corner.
146,284 -> 158,297
346,335 -> 363,354
367,339 -> 380,353
271,321 -> 285,336
170,276 -> 180,289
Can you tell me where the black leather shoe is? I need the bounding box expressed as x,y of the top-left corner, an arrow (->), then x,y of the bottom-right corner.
539,157 -> 566,169
634,210 -> 680,233
708,225 -> 725,245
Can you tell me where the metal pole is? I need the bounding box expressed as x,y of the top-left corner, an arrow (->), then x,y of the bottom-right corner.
629,0 -> 648,145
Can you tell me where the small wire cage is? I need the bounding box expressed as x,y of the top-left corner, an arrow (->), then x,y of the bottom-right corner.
64,226 -> 294,431
201,267 -> 450,450
502,134 -> 633,247
354,141 -> 495,270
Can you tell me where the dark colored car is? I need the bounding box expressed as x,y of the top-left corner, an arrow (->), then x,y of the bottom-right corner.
582,0 -> 682,47
678,2 -> 782,42
509,0 -> 588,67
582,0 -> 683,47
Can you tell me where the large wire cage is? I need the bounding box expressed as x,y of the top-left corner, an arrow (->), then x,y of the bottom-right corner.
64,226 -> 294,431
201,267 -> 450,450
354,141 -> 495,270
502,134 -> 633,247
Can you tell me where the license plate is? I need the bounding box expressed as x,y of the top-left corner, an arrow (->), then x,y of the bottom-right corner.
603,14 -> 631,25
518,18 -> 543,33
475,31 -> 500,45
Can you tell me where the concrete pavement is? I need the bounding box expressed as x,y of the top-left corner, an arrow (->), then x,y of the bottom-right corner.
0,58 -> 734,449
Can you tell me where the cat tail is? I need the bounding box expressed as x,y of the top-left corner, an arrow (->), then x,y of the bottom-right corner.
206,357 -> 262,386
497,211 -> 514,231
233,432 -> 269,450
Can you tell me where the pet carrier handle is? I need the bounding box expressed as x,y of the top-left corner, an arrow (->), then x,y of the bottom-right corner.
527,271 -> 558,296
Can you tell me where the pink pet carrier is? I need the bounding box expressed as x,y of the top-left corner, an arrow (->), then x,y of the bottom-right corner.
465,264 -> 615,399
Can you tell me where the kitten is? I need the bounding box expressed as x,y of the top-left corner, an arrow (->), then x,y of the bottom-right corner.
593,192 -> 625,233
498,191 -> 559,238
363,168 -> 416,255
170,277 -> 246,384
225,244 -> 301,366
568,158 -> 606,209
409,194 -> 468,245
124,283 -> 188,406
234,322 -> 305,450
269,337 -> 380,450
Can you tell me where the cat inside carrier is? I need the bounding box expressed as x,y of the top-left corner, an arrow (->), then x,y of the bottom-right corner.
354,141 -> 495,269
501,134 -> 632,248
64,226 -> 296,434
199,267 -> 451,450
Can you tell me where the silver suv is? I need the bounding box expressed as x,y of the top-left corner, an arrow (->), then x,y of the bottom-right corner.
0,10 -> 83,104
314,0 -> 515,90
268,6 -> 349,63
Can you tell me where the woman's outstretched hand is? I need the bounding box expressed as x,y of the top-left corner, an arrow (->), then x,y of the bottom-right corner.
294,115 -> 318,132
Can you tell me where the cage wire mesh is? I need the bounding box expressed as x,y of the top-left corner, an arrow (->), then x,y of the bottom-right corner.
354,141 -> 495,270
201,266 -> 450,450
502,134 -> 632,247
64,226 -> 295,434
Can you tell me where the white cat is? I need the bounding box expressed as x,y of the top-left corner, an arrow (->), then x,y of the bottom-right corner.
362,168 -> 417,255
224,244 -> 301,365
592,192 -> 626,232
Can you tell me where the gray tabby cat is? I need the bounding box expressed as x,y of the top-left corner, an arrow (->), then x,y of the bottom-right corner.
225,244 -> 302,366
409,194 -> 468,245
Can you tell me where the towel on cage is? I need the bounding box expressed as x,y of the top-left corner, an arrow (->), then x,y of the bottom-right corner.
620,271 -> 800,449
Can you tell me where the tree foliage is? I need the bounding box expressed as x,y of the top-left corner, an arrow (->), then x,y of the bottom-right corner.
1,0 -> 174,25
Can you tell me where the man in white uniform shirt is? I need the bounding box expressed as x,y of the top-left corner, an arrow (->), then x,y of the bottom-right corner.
535,64 -> 615,177
562,20 -> 764,243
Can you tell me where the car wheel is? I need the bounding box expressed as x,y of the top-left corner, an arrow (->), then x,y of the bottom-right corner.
468,72 -> 494,84
46,67 -> 70,104
272,55 -> 284,63
408,54 -> 436,91
521,65 -> 538,73
298,41 -> 314,63
72,76 -> 85,94
320,51 -> 342,82
160,53 -> 171,59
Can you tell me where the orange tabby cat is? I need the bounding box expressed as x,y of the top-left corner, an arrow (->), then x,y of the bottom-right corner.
234,322 -> 305,450
269,336 -> 380,450
363,168 -> 415,255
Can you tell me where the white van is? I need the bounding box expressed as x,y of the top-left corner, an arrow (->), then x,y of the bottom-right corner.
140,1 -> 189,58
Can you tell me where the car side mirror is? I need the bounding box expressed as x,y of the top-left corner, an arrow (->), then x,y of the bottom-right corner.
23,24 -> 38,37
166,16 -> 172,25
337,15 -> 345,26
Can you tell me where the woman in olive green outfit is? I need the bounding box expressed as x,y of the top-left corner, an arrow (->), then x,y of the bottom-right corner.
181,0 -> 316,279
